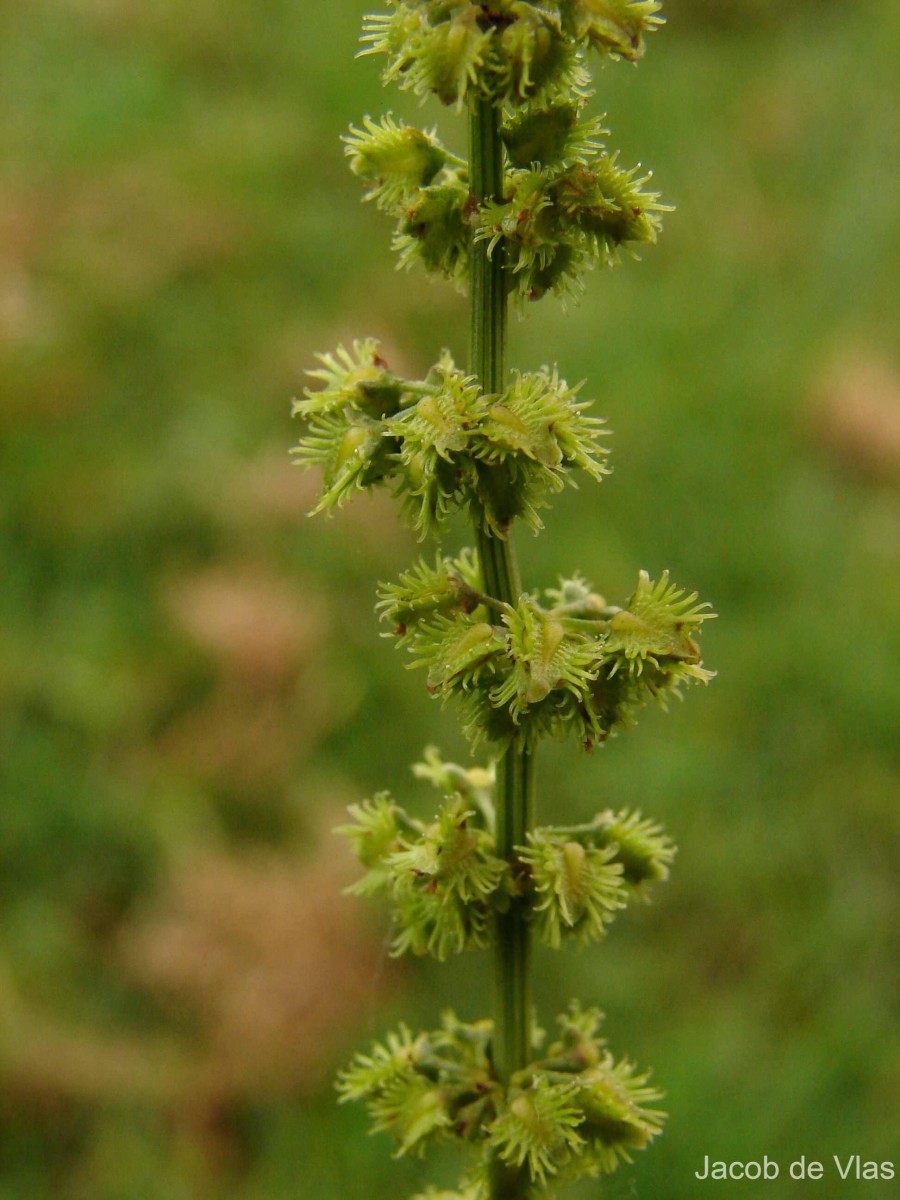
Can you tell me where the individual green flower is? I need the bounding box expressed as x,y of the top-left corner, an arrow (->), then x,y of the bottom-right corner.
337,1022 -> 421,1104
298,337 -> 409,419
388,354 -> 484,462
488,1077 -> 586,1183
495,2 -> 586,104
489,600 -> 598,723
477,367 -> 609,482
589,808 -> 676,891
531,808 -> 676,903
568,0 -> 664,62
362,4 -> 493,109
551,154 -> 670,265
388,797 -> 506,906
387,796 -> 508,958
502,102 -> 606,170
370,1073 -> 456,1157
291,409 -> 397,515
541,1001 -> 609,1071
406,610 -> 507,696
340,1014 -> 502,1172
394,177 -> 471,280
335,792 -> 405,895
339,1024 -> 458,1158
344,114 -> 452,207
573,1051 -> 666,1173
604,568 -> 715,674
377,549 -> 481,639
518,829 -> 627,947
471,367 -> 610,532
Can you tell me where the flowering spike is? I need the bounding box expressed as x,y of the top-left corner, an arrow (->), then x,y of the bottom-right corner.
309,4 -> 715,1195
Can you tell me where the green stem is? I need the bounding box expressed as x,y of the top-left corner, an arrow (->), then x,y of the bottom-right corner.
468,94 -> 507,402
469,92 -> 535,1200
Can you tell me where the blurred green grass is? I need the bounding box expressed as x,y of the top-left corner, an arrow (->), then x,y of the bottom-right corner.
1,1 -> 897,1197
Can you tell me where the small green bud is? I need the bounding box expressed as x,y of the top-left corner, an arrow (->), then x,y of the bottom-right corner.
428,6 -> 492,107
573,0 -> 664,62
576,1056 -> 666,1160
502,101 -> 583,168
498,4 -> 576,103
396,180 -> 470,279
344,115 -> 449,206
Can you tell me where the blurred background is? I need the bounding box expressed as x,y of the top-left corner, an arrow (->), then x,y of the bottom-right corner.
1,1 -> 897,1197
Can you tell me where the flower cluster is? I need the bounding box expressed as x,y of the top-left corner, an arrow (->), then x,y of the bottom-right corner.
361,3 -> 586,110
481,147 -> 669,299
361,3 -> 663,112
339,1004 -> 665,1190
337,788 -> 507,960
379,563 -> 714,749
338,747 -> 676,955
343,105 -> 668,300
293,340 -> 609,536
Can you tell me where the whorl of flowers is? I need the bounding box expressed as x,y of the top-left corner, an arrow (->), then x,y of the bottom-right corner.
339,1003 -> 666,1187
337,748 -> 678,957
